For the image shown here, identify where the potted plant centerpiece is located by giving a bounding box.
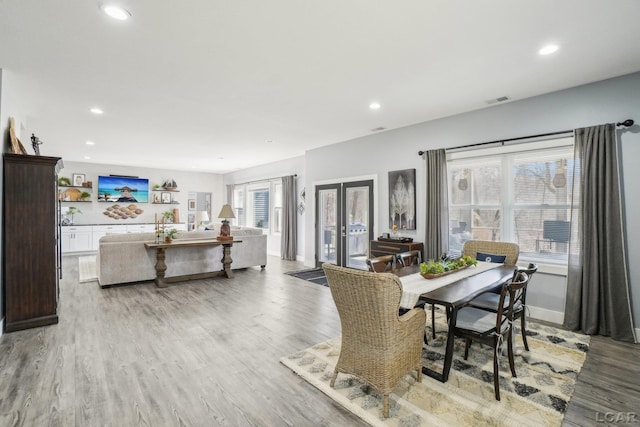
[419,255,477,279]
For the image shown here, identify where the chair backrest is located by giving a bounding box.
[496,271,530,327]
[398,250,422,267]
[323,263,403,342]
[462,240,520,265]
[366,255,396,272]
[511,262,538,305]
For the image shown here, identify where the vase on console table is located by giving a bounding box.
[217,219,233,241]
[216,204,235,241]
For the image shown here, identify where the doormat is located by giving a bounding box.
[78,255,98,283]
[285,268,328,287]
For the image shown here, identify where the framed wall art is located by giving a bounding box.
[388,168,416,230]
[72,173,86,186]
[161,192,172,204]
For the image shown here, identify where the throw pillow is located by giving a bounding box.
[476,252,507,263]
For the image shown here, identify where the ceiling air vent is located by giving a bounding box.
[485,96,510,105]
[371,126,386,132]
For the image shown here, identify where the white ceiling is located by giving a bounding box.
[2,0,640,174]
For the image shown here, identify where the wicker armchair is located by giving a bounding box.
[323,263,425,418]
[462,240,520,266]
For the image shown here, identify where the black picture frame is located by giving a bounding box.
[388,168,416,230]
[161,192,171,204]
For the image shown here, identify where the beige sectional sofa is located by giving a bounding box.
[97,224,267,287]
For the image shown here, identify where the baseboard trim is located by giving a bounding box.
[528,305,564,325]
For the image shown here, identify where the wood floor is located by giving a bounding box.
[0,255,638,426]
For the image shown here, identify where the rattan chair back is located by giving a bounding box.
[462,240,520,265]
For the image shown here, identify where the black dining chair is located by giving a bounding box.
[366,255,396,273]
[453,271,530,400]
[467,263,538,351]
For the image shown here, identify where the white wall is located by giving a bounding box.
[304,72,640,330]
[223,156,305,259]
[59,161,224,227]
[1,68,30,334]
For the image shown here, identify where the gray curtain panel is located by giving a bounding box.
[423,149,449,260]
[226,184,234,206]
[564,124,636,343]
[281,175,297,260]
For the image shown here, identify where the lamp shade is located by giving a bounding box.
[195,210,209,223]
[217,204,235,219]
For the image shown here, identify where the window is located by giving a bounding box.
[232,179,282,234]
[447,137,577,263]
[247,184,269,229]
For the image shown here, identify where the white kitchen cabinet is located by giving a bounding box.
[61,226,93,253]
[61,223,189,253]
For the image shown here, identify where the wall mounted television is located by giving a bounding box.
[97,175,149,203]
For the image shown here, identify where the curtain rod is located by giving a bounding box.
[417,119,635,156]
[233,174,297,186]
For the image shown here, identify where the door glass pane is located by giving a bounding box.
[318,188,337,264]
[345,186,369,269]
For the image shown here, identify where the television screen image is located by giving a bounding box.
[97,175,149,203]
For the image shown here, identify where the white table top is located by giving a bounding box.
[399,261,503,309]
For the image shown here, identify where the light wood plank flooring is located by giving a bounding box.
[1,255,638,426]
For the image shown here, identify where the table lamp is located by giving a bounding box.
[217,204,235,240]
[195,210,209,230]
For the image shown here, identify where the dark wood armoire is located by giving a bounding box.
[3,153,62,332]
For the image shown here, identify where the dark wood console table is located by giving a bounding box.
[144,238,241,288]
[370,239,423,259]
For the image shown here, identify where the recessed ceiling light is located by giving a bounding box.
[84,156,91,160]
[538,44,559,55]
[85,141,95,145]
[369,102,381,110]
[90,107,103,114]
[100,4,131,20]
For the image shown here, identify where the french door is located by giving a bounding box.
[315,180,373,269]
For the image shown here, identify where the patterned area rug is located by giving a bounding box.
[78,255,98,283]
[281,311,589,427]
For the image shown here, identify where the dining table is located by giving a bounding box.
[393,262,515,383]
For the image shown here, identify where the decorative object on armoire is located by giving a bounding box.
[8,117,28,155]
[217,204,235,240]
[30,133,43,155]
[3,153,62,332]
